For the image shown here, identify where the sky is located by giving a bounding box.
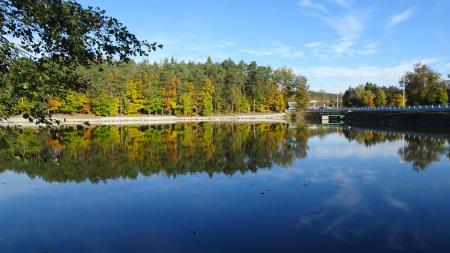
[78,0,450,92]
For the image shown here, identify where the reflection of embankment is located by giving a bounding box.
[0,123,309,183]
[345,126,450,143]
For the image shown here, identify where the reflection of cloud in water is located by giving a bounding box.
[293,164,436,250]
[325,170,361,208]
[296,167,372,242]
[385,194,411,213]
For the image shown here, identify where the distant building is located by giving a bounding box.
[308,100,332,108]
[287,102,297,110]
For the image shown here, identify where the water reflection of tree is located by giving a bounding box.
[343,129,403,146]
[1,125,448,182]
[343,128,449,170]
[399,138,447,171]
[0,123,310,183]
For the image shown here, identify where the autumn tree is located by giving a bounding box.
[361,90,375,107]
[199,78,214,116]
[374,89,387,107]
[164,75,178,115]
[265,83,285,112]
[46,97,62,114]
[125,79,146,114]
[60,90,89,114]
[92,91,119,116]
[177,83,197,116]
[14,97,36,115]
[294,77,309,111]
[392,94,405,106]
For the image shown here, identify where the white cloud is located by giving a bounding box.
[305,39,378,58]
[325,14,365,40]
[331,0,352,10]
[387,8,415,29]
[240,43,304,58]
[298,0,329,13]
[298,0,373,58]
[217,39,236,48]
[295,58,439,92]
[306,41,327,50]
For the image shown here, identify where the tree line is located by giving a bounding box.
[343,64,450,107]
[12,58,309,117]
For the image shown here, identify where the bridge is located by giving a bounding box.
[308,104,450,113]
[307,104,450,124]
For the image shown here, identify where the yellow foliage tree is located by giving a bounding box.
[265,83,285,112]
[125,79,146,114]
[46,97,62,114]
[393,94,406,107]
[361,90,375,107]
[164,75,178,115]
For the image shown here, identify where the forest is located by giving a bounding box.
[342,64,450,107]
[11,58,309,117]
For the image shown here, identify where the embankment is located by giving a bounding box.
[343,111,450,133]
[0,113,287,127]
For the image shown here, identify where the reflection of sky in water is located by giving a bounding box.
[0,127,449,252]
[309,133,404,159]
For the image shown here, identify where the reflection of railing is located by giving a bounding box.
[313,124,450,141]
[308,104,450,113]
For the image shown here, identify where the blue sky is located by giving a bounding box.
[79,0,450,92]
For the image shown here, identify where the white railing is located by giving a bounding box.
[308,104,450,113]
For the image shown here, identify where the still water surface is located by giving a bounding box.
[0,123,449,252]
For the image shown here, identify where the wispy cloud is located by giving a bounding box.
[240,43,304,58]
[298,0,373,57]
[298,0,329,13]
[306,39,378,58]
[385,194,411,213]
[331,0,352,10]
[387,8,415,29]
[217,39,236,48]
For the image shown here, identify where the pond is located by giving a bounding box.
[0,123,449,252]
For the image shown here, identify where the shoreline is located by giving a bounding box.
[0,113,287,126]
